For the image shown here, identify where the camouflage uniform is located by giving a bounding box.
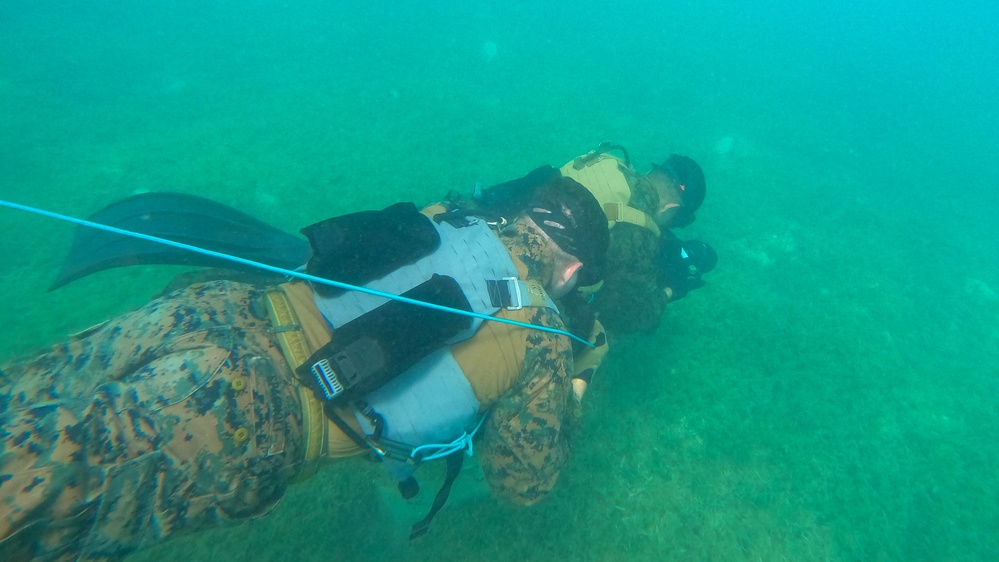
[475,304,575,504]
[1,260,576,558]
[472,223,578,503]
[589,176,670,334]
[593,220,670,334]
[0,281,306,561]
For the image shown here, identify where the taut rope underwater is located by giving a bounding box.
[0,198,594,347]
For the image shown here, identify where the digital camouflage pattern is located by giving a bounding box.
[0,281,307,561]
[592,221,671,333]
[0,223,582,559]
[477,304,575,504]
[476,220,579,504]
[624,173,661,222]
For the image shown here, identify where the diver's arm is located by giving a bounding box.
[477,308,573,505]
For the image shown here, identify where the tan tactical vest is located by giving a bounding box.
[265,261,538,471]
[560,152,661,237]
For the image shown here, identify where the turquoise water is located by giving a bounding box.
[2,1,997,560]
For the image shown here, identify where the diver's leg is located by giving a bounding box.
[0,289,209,409]
[0,281,305,560]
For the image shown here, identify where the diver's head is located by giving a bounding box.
[646,154,706,229]
[524,176,609,297]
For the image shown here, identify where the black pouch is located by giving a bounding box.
[298,274,473,401]
[302,202,440,297]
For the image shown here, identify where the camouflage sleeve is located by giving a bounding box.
[477,308,574,505]
[593,224,670,334]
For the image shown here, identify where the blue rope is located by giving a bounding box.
[411,414,488,461]
[0,198,593,347]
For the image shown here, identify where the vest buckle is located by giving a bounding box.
[506,276,525,310]
[486,276,526,310]
[312,358,345,400]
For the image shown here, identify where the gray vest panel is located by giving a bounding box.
[313,217,517,342]
[311,216,543,480]
[356,347,480,480]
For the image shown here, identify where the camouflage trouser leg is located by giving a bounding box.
[0,281,305,561]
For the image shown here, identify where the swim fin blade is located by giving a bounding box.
[49,192,310,290]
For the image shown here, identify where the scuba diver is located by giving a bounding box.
[0,176,609,561]
[433,143,715,400]
[447,142,711,334]
[42,142,711,337]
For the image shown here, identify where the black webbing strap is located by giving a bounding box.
[409,450,465,540]
[323,399,467,540]
[323,402,370,451]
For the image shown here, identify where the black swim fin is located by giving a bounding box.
[49,191,311,290]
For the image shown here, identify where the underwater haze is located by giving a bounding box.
[2,0,998,560]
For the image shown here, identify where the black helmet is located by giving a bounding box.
[652,154,706,228]
[527,176,609,284]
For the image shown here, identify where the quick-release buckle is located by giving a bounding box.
[312,359,344,400]
[503,276,524,310]
[487,277,527,310]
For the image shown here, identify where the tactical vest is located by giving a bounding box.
[560,151,662,237]
[312,217,555,480]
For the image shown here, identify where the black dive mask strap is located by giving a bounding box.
[323,402,369,451]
